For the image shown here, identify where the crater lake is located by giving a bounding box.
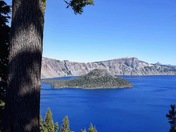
[40,76,176,132]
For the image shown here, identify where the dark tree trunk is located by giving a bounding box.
[4,0,44,131]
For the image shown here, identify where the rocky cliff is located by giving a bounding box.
[41,57,176,78]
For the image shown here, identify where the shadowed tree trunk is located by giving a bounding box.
[4,0,45,131]
[3,0,93,131]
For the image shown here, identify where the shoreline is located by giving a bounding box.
[51,85,132,89]
[41,74,176,80]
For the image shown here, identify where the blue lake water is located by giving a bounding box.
[40,76,176,132]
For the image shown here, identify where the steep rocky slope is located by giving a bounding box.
[41,57,176,78]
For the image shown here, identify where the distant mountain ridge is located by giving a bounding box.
[41,57,176,78]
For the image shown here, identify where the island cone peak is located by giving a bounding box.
[85,69,114,78]
[44,69,132,89]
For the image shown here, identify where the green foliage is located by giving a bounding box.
[40,115,45,132]
[54,122,59,132]
[40,108,59,132]
[80,123,97,132]
[0,0,10,105]
[0,0,10,24]
[166,105,176,132]
[41,108,98,132]
[88,123,97,132]
[64,0,94,14]
[80,128,87,132]
[0,0,10,130]
[44,69,132,88]
[60,116,70,132]
[41,0,47,13]
[43,108,55,132]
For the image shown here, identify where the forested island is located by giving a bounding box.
[43,69,132,89]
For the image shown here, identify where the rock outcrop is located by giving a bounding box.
[41,57,176,78]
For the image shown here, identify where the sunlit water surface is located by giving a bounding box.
[40,76,176,132]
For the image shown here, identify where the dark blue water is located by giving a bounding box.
[40,76,176,132]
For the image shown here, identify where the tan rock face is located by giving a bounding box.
[41,57,176,78]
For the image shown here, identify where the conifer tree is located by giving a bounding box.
[40,108,59,132]
[43,108,55,132]
[54,122,59,132]
[60,116,70,132]
[88,123,97,132]
[40,115,45,132]
[80,128,87,132]
[166,105,176,132]
[0,0,10,130]
[0,0,10,108]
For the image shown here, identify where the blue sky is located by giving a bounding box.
[6,0,176,64]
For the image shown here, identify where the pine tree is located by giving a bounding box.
[166,105,176,132]
[88,123,97,132]
[0,0,10,130]
[40,115,46,132]
[54,122,59,132]
[80,128,87,132]
[40,108,59,132]
[60,116,70,132]
[65,0,94,14]
[43,108,55,132]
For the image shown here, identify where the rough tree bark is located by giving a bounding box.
[3,0,93,131]
[4,0,45,131]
